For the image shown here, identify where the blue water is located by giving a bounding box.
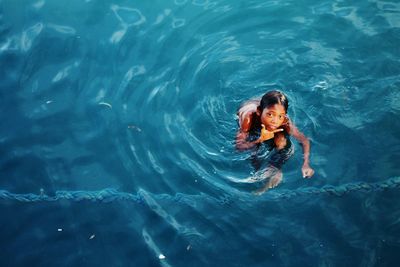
[1,0,400,266]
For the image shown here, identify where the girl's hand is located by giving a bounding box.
[258,124,284,142]
[302,164,314,178]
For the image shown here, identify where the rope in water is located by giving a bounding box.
[0,176,399,205]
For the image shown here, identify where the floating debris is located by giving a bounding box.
[57,228,63,232]
[46,100,53,104]
[98,102,112,109]
[158,254,166,260]
[186,245,191,251]
[89,234,95,240]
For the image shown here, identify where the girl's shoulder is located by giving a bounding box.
[237,100,259,115]
[237,100,259,131]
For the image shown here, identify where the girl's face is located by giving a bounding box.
[259,104,286,131]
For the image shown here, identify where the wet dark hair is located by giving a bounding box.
[259,90,289,112]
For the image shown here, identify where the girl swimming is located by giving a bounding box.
[236,90,314,194]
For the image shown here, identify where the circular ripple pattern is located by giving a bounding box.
[2,0,398,197]
[1,1,400,266]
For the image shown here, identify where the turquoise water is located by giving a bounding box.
[1,0,400,266]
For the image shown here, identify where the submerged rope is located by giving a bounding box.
[0,176,399,205]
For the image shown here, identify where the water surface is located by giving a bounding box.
[1,0,400,266]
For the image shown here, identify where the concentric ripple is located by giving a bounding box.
[1,0,398,195]
[1,0,400,265]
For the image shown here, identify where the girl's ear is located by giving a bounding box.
[256,106,262,116]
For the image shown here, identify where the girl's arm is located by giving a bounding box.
[288,120,315,178]
[236,131,260,150]
[235,114,260,150]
